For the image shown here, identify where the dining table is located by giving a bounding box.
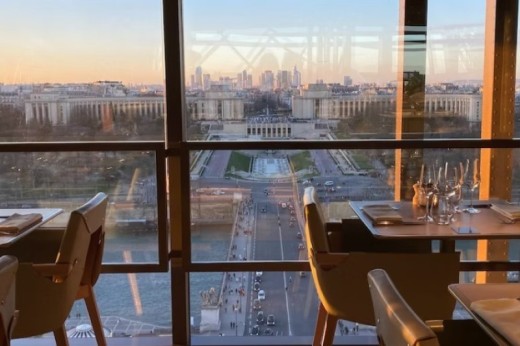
[349,201,520,252]
[449,283,520,346]
[326,200,520,272]
[0,208,63,247]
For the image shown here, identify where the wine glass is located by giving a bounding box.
[434,164,458,224]
[417,167,437,223]
[464,158,481,214]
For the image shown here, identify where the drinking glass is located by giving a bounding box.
[465,158,481,214]
[417,184,434,222]
[417,168,437,223]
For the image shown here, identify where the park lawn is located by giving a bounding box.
[226,151,251,174]
[349,151,373,170]
[289,151,316,173]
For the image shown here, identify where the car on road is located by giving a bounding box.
[258,289,266,300]
[254,282,261,291]
[251,324,260,335]
[267,314,275,326]
[253,298,261,310]
[324,180,334,186]
[296,232,302,239]
[263,328,274,336]
[256,311,265,324]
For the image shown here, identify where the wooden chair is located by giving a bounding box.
[303,187,460,346]
[9,193,108,346]
[0,256,18,346]
[368,269,496,346]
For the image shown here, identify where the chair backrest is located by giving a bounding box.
[13,193,108,338]
[0,255,18,345]
[77,193,107,287]
[303,186,459,325]
[303,187,330,254]
[368,269,440,346]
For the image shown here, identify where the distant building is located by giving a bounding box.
[24,83,165,126]
[260,71,275,91]
[292,66,301,88]
[187,84,244,121]
[292,83,481,121]
[195,66,203,90]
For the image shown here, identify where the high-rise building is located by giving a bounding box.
[292,66,301,88]
[203,74,211,90]
[261,71,275,91]
[237,73,243,90]
[277,70,292,90]
[242,70,248,89]
[195,66,203,89]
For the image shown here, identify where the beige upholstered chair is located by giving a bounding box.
[303,186,460,346]
[9,193,108,346]
[368,268,440,346]
[368,269,496,346]
[0,256,18,346]
[75,197,108,346]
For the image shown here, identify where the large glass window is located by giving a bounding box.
[0,0,165,142]
[2,0,520,344]
[183,0,399,141]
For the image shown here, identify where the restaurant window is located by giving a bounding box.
[1,0,520,344]
[0,0,170,337]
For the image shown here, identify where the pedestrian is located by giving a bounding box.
[289,276,292,283]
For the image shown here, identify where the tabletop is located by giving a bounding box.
[349,201,520,241]
[0,208,63,247]
[449,283,520,346]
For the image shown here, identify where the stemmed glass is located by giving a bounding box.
[435,165,458,224]
[464,158,481,214]
[417,167,437,223]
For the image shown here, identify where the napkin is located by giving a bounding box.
[362,205,402,224]
[490,203,520,221]
[470,298,520,345]
[0,213,43,234]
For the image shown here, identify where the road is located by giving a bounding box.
[195,149,392,337]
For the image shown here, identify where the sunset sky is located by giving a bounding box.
[0,0,493,85]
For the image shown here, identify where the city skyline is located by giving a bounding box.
[0,0,507,85]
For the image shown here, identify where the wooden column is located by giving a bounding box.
[395,0,428,200]
[478,0,518,283]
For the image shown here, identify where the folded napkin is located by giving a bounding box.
[0,213,43,234]
[470,298,520,345]
[490,203,520,221]
[362,205,402,224]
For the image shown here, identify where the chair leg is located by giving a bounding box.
[322,314,338,346]
[53,324,69,346]
[313,302,327,346]
[84,285,107,346]
[4,311,19,346]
